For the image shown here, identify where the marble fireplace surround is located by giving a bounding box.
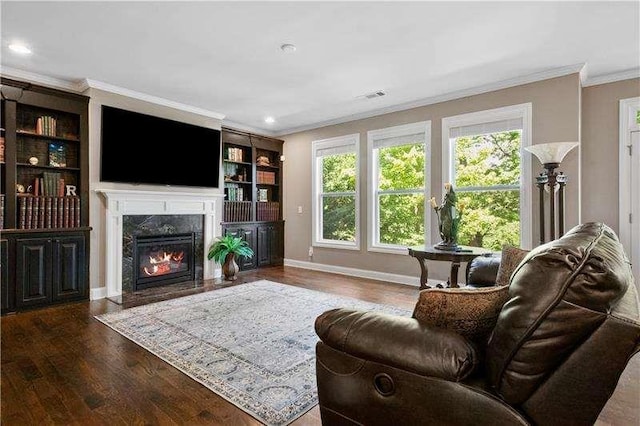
[97,189,224,297]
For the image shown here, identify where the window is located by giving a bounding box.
[368,121,431,253]
[312,134,360,249]
[442,104,532,251]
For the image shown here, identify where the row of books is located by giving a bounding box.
[257,171,276,185]
[18,196,81,229]
[226,185,246,202]
[226,147,245,162]
[36,115,57,137]
[223,201,252,222]
[257,201,280,222]
[33,172,66,197]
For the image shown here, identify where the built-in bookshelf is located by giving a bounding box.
[0,82,87,230]
[1,77,90,314]
[221,127,284,270]
[222,128,283,223]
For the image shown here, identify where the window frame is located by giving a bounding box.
[311,133,361,250]
[367,121,431,254]
[441,103,533,250]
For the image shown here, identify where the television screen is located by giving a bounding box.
[100,105,221,188]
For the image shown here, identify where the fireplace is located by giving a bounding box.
[132,233,195,291]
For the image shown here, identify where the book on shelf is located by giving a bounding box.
[52,197,58,229]
[48,143,66,167]
[36,115,57,137]
[17,196,81,229]
[227,147,244,162]
[25,197,32,229]
[257,201,279,222]
[0,194,4,229]
[223,200,252,222]
[34,172,64,197]
[257,171,276,184]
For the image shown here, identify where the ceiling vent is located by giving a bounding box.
[363,90,386,99]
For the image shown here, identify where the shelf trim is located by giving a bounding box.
[16,130,80,143]
[17,163,80,171]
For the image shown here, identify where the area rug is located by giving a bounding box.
[95,280,411,425]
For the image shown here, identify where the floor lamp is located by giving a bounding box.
[525,142,579,245]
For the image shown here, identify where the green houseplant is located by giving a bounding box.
[208,235,254,281]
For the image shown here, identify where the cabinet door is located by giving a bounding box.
[257,225,271,266]
[223,225,257,271]
[52,235,86,301]
[1,239,10,312]
[16,238,52,308]
[238,227,257,270]
[270,223,284,265]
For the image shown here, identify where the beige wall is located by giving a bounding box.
[86,88,223,291]
[581,78,640,232]
[281,74,582,282]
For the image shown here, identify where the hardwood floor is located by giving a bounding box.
[1,266,638,425]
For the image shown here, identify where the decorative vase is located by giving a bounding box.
[222,253,239,281]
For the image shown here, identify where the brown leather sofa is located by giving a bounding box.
[314,223,640,425]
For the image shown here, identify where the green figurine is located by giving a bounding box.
[431,183,462,250]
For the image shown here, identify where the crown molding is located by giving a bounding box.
[80,79,225,120]
[272,63,586,136]
[0,66,82,92]
[222,119,277,137]
[583,68,640,87]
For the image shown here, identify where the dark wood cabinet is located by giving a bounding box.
[4,230,89,312]
[9,230,89,311]
[224,224,258,271]
[1,78,90,314]
[257,222,284,266]
[223,221,284,271]
[52,234,86,301]
[221,127,284,271]
[1,239,10,311]
[16,237,52,308]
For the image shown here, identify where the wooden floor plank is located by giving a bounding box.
[2,266,638,425]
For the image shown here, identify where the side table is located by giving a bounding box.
[407,245,493,289]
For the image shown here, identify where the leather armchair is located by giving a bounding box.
[314,223,640,425]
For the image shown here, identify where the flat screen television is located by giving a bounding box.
[100,105,221,188]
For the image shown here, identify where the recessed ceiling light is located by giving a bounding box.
[264,117,275,124]
[9,43,32,55]
[280,44,296,53]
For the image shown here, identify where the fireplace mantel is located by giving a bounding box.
[96,189,224,297]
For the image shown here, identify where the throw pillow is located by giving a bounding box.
[412,286,511,345]
[495,245,529,287]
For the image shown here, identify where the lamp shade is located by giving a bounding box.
[525,142,579,165]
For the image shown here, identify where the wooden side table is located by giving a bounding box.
[407,245,493,289]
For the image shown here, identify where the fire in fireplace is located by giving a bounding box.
[132,233,195,291]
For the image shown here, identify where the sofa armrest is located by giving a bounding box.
[315,308,479,381]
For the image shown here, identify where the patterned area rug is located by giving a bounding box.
[95,280,411,425]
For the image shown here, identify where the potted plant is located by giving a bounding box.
[207,235,254,281]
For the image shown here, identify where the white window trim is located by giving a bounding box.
[441,103,533,249]
[367,121,432,254]
[619,97,640,257]
[311,133,360,250]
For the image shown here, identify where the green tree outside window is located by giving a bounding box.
[376,143,426,246]
[454,131,521,250]
[321,153,356,242]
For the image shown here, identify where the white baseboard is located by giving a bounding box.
[284,258,441,288]
[90,286,108,300]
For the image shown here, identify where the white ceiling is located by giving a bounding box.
[1,1,639,136]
